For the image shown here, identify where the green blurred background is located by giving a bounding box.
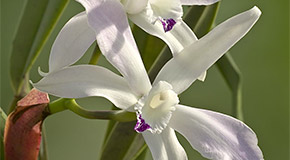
[1,0,289,159]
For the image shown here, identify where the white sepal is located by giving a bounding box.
[33,65,138,110]
[77,0,152,96]
[49,12,95,73]
[142,127,187,160]
[154,7,261,94]
[169,104,263,160]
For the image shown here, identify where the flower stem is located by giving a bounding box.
[47,98,67,114]
[89,42,101,65]
[48,98,136,122]
[216,54,244,120]
[148,47,172,83]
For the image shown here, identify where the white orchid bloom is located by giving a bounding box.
[33,5,263,160]
[122,0,218,32]
[126,0,218,82]
[74,0,219,81]
[126,0,218,52]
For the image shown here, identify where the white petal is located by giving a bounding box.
[129,12,197,56]
[33,65,138,110]
[142,127,187,160]
[170,22,207,81]
[169,105,263,160]
[154,6,261,94]
[38,67,48,77]
[49,12,95,73]
[142,131,167,160]
[161,127,188,160]
[130,12,208,81]
[168,21,198,55]
[197,71,207,81]
[149,0,183,20]
[180,0,219,5]
[77,0,151,96]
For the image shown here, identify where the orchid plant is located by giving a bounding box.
[31,0,264,158]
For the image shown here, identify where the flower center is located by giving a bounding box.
[134,81,179,134]
[121,0,148,14]
[150,90,168,108]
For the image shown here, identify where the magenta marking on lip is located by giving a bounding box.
[134,113,151,133]
[160,18,176,32]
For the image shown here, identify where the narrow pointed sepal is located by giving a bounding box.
[154,7,261,94]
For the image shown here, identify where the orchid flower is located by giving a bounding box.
[33,5,263,160]
[74,0,219,81]
[126,0,218,53]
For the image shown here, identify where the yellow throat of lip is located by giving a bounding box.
[150,90,171,109]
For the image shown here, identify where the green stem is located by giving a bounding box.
[66,99,135,121]
[234,86,243,120]
[131,143,148,160]
[47,98,67,114]
[39,126,48,160]
[216,54,244,120]
[48,98,136,122]
[148,47,172,83]
[89,42,101,65]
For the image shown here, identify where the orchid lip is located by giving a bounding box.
[134,111,151,133]
[133,81,179,134]
[160,18,176,32]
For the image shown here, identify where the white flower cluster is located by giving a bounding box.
[33,0,263,159]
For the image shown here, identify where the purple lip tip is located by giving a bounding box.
[161,18,176,32]
[134,114,151,133]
